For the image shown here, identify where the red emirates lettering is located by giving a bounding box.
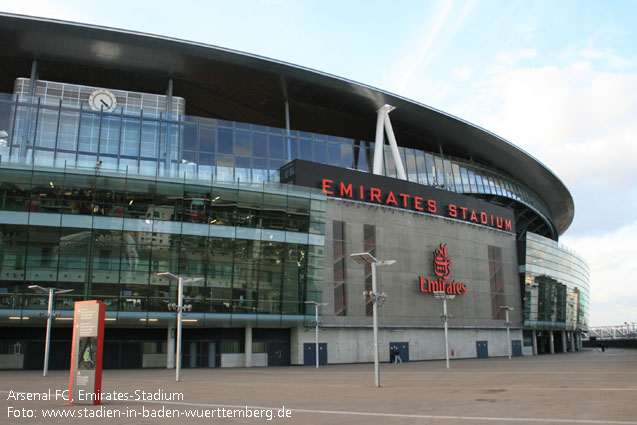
[321,179,334,195]
[370,187,382,203]
[459,206,467,219]
[427,199,437,213]
[399,193,410,208]
[340,182,353,198]
[385,191,398,206]
[414,197,424,211]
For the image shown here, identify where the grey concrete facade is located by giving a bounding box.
[292,198,524,364]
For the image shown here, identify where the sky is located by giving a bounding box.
[0,0,635,327]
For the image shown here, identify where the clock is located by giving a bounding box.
[88,89,117,113]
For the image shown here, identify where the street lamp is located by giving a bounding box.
[28,285,74,377]
[499,306,514,360]
[155,272,202,382]
[434,291,455,369]
[304,301,328,368]
[350,252,395,388]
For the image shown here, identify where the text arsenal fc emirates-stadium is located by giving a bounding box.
[0,13,589,369]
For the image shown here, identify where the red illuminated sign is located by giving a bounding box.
[419,243,467,295]
[321,178,512,232]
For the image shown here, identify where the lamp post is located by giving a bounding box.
[499,306,514,360]
[304,301,328,368]
[155,272,202,382]
[350,252,394,388]
[434,291,455,369]
[28,285,74,377]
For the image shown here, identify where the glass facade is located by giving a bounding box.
[520,232,590,330]
[0,92,554,236]
[0,165,326,318]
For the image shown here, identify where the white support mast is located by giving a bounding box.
[372,104,407,180]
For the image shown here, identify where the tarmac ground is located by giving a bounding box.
[1,348,636,425]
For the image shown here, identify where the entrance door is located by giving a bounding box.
[207,342,216,367]
[476,341,489,358]
[267,342,290,366]
[512,340,522,357]
[303,343,327,366]
[182,341,215,368]
[389,342,409,362]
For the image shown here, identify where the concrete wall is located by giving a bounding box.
[221,353,267,367]
[291,327,523,364]
[0,354,24,369]
[322,198,522,328]
[142,354,167,368]
[300,198,524,365]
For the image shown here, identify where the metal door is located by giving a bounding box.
[476,340,489,358]
[303,343,327,366]
[267,342,290,366]
[389,342,409,362]
[512,340,522,357]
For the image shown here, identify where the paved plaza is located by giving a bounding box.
[1,348,636,425]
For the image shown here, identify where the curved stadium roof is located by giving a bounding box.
[0,12,574,235]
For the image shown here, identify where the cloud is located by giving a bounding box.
[452,58,637,191]
[452,66,472,81]
[442,49,637,327]
[493,48,538,67]
[580,48,637,69]
[561,222,637,326]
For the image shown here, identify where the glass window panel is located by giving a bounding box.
[384,145,397,178]
[459,166,469,192]
[54,151,75,168]
[121,117,140,156]
[35,107,58,149]
[405,149,418,183]
[99,115,121,155]
[423,153,434,186]
[252,158,268,183]
[235,130,251,156]
[286,136,298,161]
[269,159,284,175]
[340,140,354,169]
[443,159,455,191]
[139,159,157,176]
[433,156,444,188]
[78,112,100,153]
[451,162,463,192]
[198,153,215,180]
[314,140,327,164]
[252,132,267,157]
[268,134,283,159]
[182,122,198,152]
[235,156,251,183]
[474,171,486,193]
[140,120,159,158]
[217,127,233,155]
[299,138,313,161]
[327,142,341,166]
[200,125,216,153]
[57,110,79,151]
[216,154,233,181]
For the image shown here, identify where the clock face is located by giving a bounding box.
[88,89,117,113]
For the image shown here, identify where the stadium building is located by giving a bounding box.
[0,13,589,369]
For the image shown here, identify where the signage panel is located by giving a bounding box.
[281,160,515,233]
[69,300,105,405]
